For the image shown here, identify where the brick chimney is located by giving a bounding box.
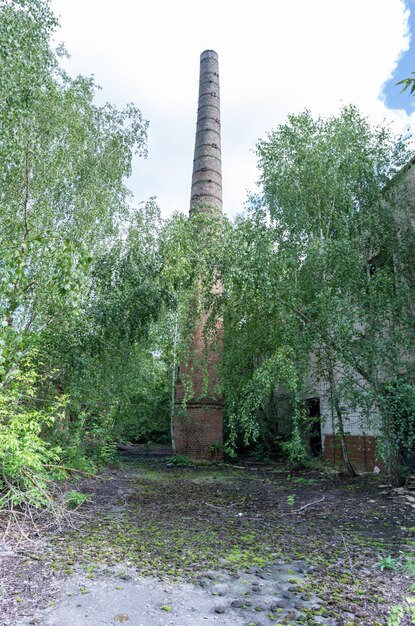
[190,50,222,215]
[173,50,224,461]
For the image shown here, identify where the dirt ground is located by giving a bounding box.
[1,458,415,625]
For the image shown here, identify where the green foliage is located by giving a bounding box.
[214,106,414,471]
[388,605,405,626]
[280,426,308,465]
[0,0,148,348]
[0,0,148,337]
[166,455,194,467]
[377,555,400,571]
[208,442,223,460]
[49,201,172,448]
[159,210,226,404]
[382,381,415,456]
[0,355,64,508]
[47,407,116,472]
[387,598,415,626]
[0,0,157,504]
[1,0,414,504]
[64,490,90,509]
[396,72,415,96]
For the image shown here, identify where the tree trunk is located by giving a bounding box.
[376,400,402,485]
[170,311,179,453]
[327,358,356,476]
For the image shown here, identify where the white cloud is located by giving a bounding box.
[51,0,411,217]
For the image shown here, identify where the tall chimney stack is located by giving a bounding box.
[173,50,224,461]
[190,50,222,215]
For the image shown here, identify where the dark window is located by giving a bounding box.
[306,397,322,457]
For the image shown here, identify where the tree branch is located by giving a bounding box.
[23,141,30,241]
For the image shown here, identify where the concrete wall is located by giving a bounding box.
[305,359,381,470]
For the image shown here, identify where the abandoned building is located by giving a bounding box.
[173,50,414,472]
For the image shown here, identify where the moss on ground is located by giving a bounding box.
[44,459,415,625]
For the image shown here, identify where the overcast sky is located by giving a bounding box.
[50,0,415,218]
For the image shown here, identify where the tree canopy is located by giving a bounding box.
[1,0,414,508]
[216,107,415,475]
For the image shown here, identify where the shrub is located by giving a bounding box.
[166,454,194,467]
[0,357,65,509]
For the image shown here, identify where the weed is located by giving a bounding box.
[403,558,415,576]
[377,556,400,571]
[208,443,223,461]
[292,477,316,485]
[165,455,194,467]
[386,596,415,625]
[387,604,405,626]
[64,491,91,509]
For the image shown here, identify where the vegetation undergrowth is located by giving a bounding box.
[0,356,65,509]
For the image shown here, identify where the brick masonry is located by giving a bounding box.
[173,402,223,461]
[174,313,223,460]
[190,50,222,215]
[173,50,224,460]
[323,434,384,472]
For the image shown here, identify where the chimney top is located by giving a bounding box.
[190,50,222,215]
[200,49,218,60]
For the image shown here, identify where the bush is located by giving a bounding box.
[166,454,194,467]
[0,359,65,508]
[280,426,308,466]
[49,407,116,472]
